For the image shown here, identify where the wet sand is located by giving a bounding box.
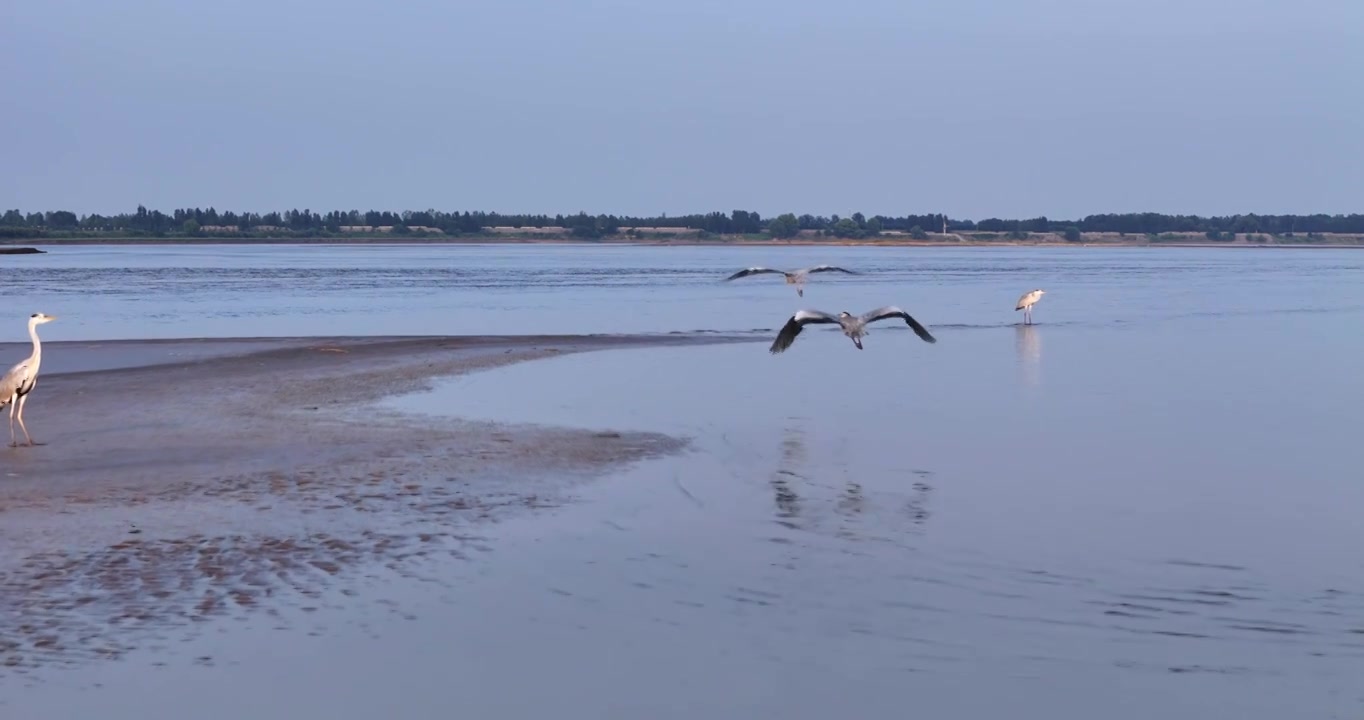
[0,332,752,673]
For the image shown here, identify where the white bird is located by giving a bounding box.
[724,265,859,297]
[1015,289,1046,325]
[770,307,937,354]
[1,313,58,447]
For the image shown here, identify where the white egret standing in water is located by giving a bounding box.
[1015,289,1046,325]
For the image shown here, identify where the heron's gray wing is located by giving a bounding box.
[803,265,859,275]
[0,360,30,406]
[770,309,840,354]
[1015,290,1039,310]
[725,267,785,281]
[860,306,937,343]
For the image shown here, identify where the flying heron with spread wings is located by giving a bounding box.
[2,312,58,447]
[769,307,937,354]
[1015,289,1046,325]
[724,265,859,297]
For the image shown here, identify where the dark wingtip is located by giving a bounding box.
[903,315,938,344]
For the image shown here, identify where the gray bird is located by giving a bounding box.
[724,265,859,297]
[1,312,58,447]
[770,307,937,354]
[1015,289,1046,325]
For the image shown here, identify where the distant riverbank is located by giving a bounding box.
[5,231,1364,249]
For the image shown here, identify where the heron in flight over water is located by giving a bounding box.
[1015,289,1046,325]
[2,313,58,447]
[770,307,937,354]
[724,265,859,297]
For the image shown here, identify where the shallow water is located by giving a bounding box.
[4,243,1364,341]
[375,322,1364,717]
[4,244,1364,717]
[10,309,1363,718]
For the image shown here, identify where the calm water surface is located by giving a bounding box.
[3,243,1363,718]
[375,320,1364,719]
[4,242,1363,340]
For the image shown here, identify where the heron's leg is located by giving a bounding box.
[7,398,16,448]
[15,394,32,446]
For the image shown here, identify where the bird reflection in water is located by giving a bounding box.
[837,481,865,517]
[825,428,867,536]
[905,471,935,528]
[769,421,937,538]
[1015,323,1042,387]
[770,421,807,527]
[833,477,869,542]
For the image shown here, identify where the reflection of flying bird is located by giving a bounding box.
[1,313,58,447]
[724,265,859,297]
[770,307,937,354]
[771,424,808,524]
[1015,289,1046,325]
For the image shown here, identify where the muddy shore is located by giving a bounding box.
[7,237,1364,249]
[0,332,752,674]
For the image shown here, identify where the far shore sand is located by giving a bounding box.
[0,332,756,673]
[4,236,1364,249]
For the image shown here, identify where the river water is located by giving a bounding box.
[3,243,1362,718]
[4,242,1361,341]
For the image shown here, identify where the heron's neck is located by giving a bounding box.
[28,321,41,363]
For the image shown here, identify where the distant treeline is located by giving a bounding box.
[2,205,1363,240]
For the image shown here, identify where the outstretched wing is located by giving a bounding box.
[803,265,859,275]
[769,309,841,354]
[725,267,786,281]
[860,306,937,344]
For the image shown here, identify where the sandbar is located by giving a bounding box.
[0,332,752,673]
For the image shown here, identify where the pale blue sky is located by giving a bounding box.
[4,0,1361,219]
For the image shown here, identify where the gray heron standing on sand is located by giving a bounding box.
[2,313,57,447]
[1015,289,1046,325]
[770,307,937,354]
[724,265,859,297]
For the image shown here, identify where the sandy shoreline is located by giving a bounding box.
[5,237,1364,249]
[0,332,754,673]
